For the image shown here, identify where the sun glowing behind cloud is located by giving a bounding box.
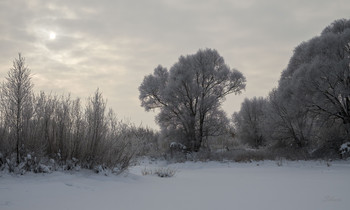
[49,32,56,40]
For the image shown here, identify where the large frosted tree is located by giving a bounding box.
[139,49,246,151]
[281,19,350,144]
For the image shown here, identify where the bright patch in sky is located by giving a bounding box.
[49,32,56,40]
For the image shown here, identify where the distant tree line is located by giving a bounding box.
[0,55,159,173]
[233,19,350,159]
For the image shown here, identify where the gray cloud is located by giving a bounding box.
[1,0,349,128]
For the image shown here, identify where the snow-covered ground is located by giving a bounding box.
[1,159,349,210]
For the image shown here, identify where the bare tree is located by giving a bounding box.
[34,92,58,156]
[85,88,107,165]
[0,53,33,164]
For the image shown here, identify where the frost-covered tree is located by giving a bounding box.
[139,49,246,151]
[282,19,350,147]
[264,89,316,150]
[233,97,267,148]
[0,54,33,164]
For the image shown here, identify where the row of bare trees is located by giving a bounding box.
[233,19,350,158]
[0,54,159,171]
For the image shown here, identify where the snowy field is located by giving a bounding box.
[1,160,350,210]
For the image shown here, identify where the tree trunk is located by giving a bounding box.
[196,115,205,152]
[187,114,197,152]
[16,104,21,164]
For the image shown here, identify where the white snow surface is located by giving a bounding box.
[1,159,350,210]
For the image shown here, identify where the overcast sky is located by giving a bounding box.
[0,0,349,129]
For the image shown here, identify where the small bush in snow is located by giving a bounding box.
[154,167,176,178]
[34,164,51,173]
[63,158,80,171]
[141,167,152,176]
[94,165,109,175]
[170,142,187,151]
[142,167,176,178]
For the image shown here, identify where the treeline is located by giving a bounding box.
[0,55,159,173]
[233,19,350,159]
